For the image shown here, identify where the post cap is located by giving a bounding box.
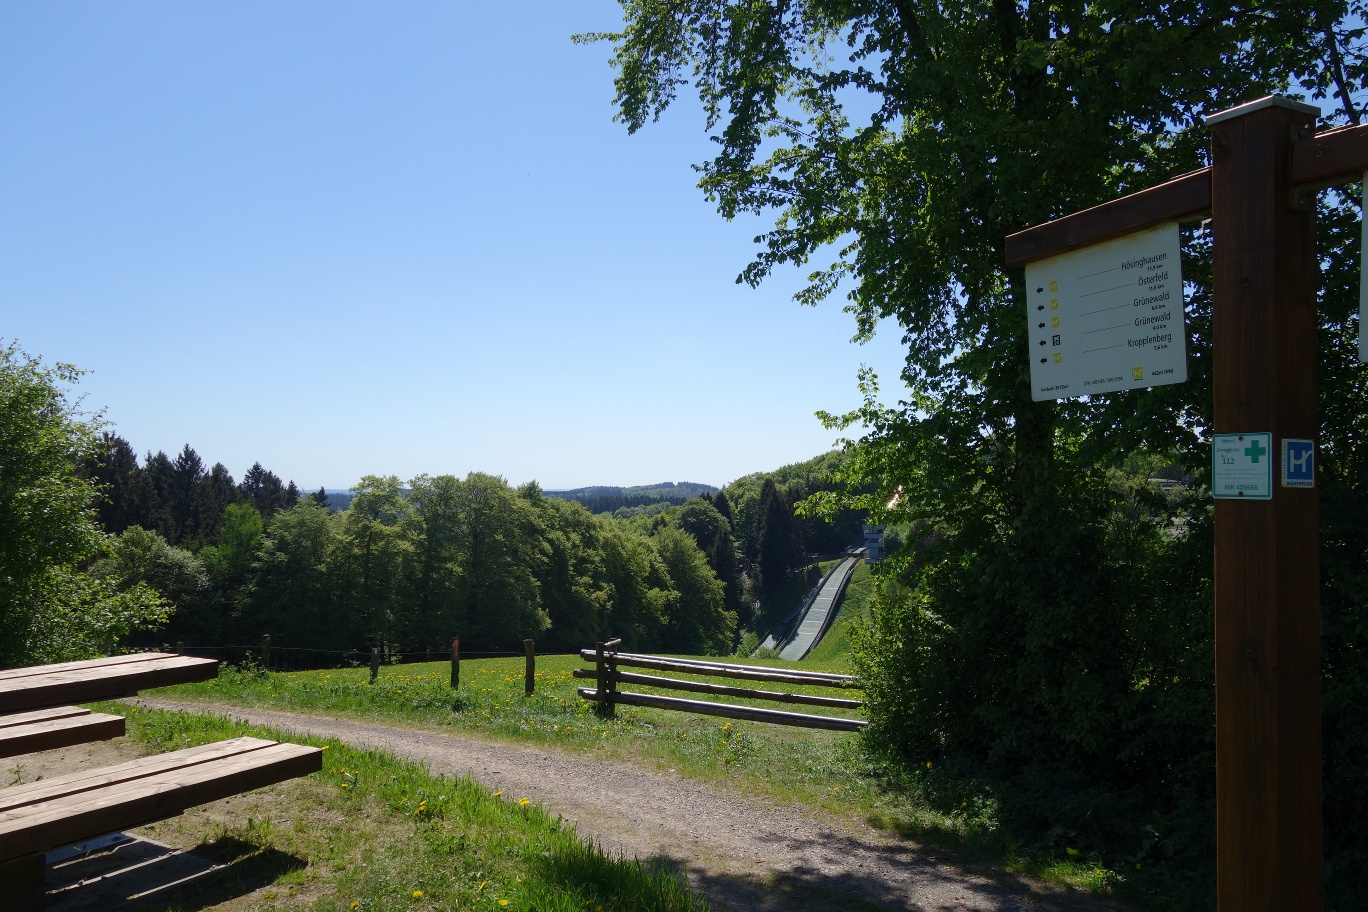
[1206,95,1320,125]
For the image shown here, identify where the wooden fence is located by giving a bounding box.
[575,639,866,732]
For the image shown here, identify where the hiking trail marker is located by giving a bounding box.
[1212,433,1273,499]
[1006,94,1368,912]
[1025,222,1187,400]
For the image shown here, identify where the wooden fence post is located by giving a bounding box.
[595,641,609,716]
[370,647,380,683]
[595,638,622,717]
[524,639,535,696]
[450,637,460,690]
[260,634,271,669]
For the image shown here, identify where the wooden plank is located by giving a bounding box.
[1003,168,1211,267]
[572,668,864,709]
[0,707,91,729]
[0,655,219,713]
[1209,100,1322,912]
[577,650,858,689]
[0,737,280,812]
[1290,121,1368,188]
[605,651,854,683]
[0,653,176,682]
[0,712,125,760]
[578,687,866,732]
[0,741,321,862]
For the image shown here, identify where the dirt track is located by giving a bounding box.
[131,699,1128,912]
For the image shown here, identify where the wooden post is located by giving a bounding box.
[1004,93,1355,912]
[595,638,622,717]
[595,641,608,716]
[1207,96,1322,912]
[370,646,380,683]
[260,634,271,670]
[524,639,535,696]
[450,637,460,690]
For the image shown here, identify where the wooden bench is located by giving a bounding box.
[0,736,322,909]
[0,654,319,909]
[0,653,219,714]
[0,707,126,759]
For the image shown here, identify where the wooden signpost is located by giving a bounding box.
[1007,95,1368,912]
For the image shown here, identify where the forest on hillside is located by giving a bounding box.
[1,345,865,668]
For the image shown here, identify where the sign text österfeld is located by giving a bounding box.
[1024,222,1189,400]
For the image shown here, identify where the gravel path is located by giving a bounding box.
[133,699,1129,912]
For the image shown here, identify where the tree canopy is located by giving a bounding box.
[584,1,1368,899]
[0,344,169,664]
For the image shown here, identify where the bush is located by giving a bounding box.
[0,343,170,665]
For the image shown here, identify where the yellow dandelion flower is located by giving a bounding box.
[351,903,360,910]
[340,783,350,789]
[518,797,530,807]
[321,745,330,750]
[498,901,509,908]
[413,889,423,897]
[926,761,932,768]
[493,791,502,798]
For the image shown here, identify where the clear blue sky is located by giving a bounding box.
[2,2,907,491]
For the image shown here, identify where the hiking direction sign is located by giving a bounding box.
[1024,222,1188,400]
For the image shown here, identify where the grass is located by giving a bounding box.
[143,596,1170,907]
[91,701,711,912]
[149,654,1130,899]
[151,654,873,817]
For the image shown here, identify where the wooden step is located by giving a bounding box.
[0,736,322,863]
[0,707,125,760]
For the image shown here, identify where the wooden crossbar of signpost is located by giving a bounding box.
[1005,95,1368,912]
[1004,168,1212,266]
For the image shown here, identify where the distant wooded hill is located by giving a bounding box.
[322,489,357,512]
[545,482,719,515]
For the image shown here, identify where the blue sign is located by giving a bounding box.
[1282,439,1315,488]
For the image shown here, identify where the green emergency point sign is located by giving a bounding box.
[1213,432,1273,499]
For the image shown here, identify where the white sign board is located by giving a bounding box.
[1360,172,1367,363]
[1025,222,1188,401]
[1213,433,1273,500]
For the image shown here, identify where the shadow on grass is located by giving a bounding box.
[48,835,306,912]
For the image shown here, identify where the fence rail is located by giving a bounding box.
[577,641,866,731]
